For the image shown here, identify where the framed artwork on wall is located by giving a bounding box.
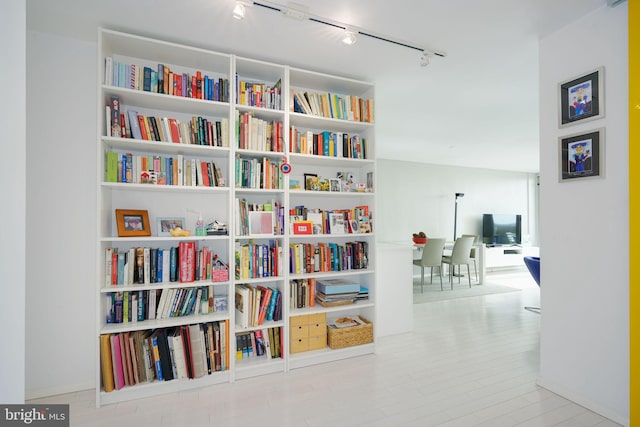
[559,128,604,181]
[558,67,604,128]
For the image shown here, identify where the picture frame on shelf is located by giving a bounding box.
[329,178,341,192]
[559,128,604,181]
[349,219,359,234]
[304,173,319,191]
[319,179,330,192]
[157,217,185,237]
[558,67,604,128]
[115,209,151,237]
[329,212,346,234]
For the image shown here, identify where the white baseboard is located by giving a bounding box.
[26,382,94,402]
[536,376,629,426]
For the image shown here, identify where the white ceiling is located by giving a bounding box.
[27,0,609,173]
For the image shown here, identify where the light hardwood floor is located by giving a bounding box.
[28,271,621,426]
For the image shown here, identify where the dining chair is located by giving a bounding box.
[412,238,446,291]
[441,236,475,289]
[461,234,479,281]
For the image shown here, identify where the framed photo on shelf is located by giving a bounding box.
[304,173,319,191]
[559,128,603,181]
[157,217,185,237]
[329,178,341,192]
[559,67,604,128]
[115,209,151,237]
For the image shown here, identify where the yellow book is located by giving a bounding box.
[100,334,115,392]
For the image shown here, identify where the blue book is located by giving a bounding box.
[127,110,142,140]
[266,288,278,321]
[157,250,163,283]
[143,66,152,91]
[117,251,125,285]
[316,278,360,295]
[151,335,164,381]
[170,247,178,282]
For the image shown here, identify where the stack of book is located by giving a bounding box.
[314,278,361,307]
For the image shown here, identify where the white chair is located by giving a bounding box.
[461,234,479,281]
[441,236,475,289]
[412,238,446,291]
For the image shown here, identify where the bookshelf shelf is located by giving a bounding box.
[97,28,375,407]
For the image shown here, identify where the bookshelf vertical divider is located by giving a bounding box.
[96,28,375,406]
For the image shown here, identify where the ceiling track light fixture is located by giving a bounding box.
[232,1,251,20]
[342,29,357,45]
[247,0,447,64]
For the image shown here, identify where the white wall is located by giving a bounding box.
[25,31,97,398]
[0,0,26,404]
[376,159,538,246]
[538,4,629,424]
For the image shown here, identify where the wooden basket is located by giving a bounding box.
[327,316,373,349]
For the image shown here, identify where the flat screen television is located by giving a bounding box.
[482,214,522,245]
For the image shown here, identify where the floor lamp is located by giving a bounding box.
[453,192,464,277]
[453,192,464,240]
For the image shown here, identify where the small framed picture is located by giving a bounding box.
[349,219,359,234]
[115,209,151,237]
[329,178,341,192]
[157,216,185,237]
[559,67,604,128]
[304,173,319,191]
[319,179,330,192]
[559,128,604,181]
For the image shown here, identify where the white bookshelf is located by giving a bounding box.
[96,28,376,406]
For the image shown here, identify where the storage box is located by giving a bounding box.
[327,316,373,349]
[211,269,229,282]
[292,221,313,235]
[290,312,327,353]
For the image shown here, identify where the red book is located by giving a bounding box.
[191,75,197,99]
[256,286,272,325]
[179,241,196,283]
[200,162,211,187]
[137,115,149,140]
[111,251,118,285]
[196,71,202,99]
[168,118,181,143]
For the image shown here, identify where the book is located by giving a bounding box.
[188,324,207,378]
[110,96,121,137]
[315,278,360,294]
[110,334,125,390]
[235,284,250,328]
[100,334,115,392]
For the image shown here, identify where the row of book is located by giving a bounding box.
[290,278,369,309]
[289,241,369,274]
[235,155,284,190]
[105,152,225,187]
[236,327,282,360]
[105,286,227,324]
[236,198,285,236]
[289,205,371,235]
[100,321,229,392]
[107,98,230,147]
[289,127,367,159]
[236,78,282,110]
[104,57,230,102]
[291,90,374,123]
[105,243,229,286]
[236,112,284,152]
[234,284,282,329]
[234,240,282,280]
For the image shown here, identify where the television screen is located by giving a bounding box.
[482,214,522,245]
